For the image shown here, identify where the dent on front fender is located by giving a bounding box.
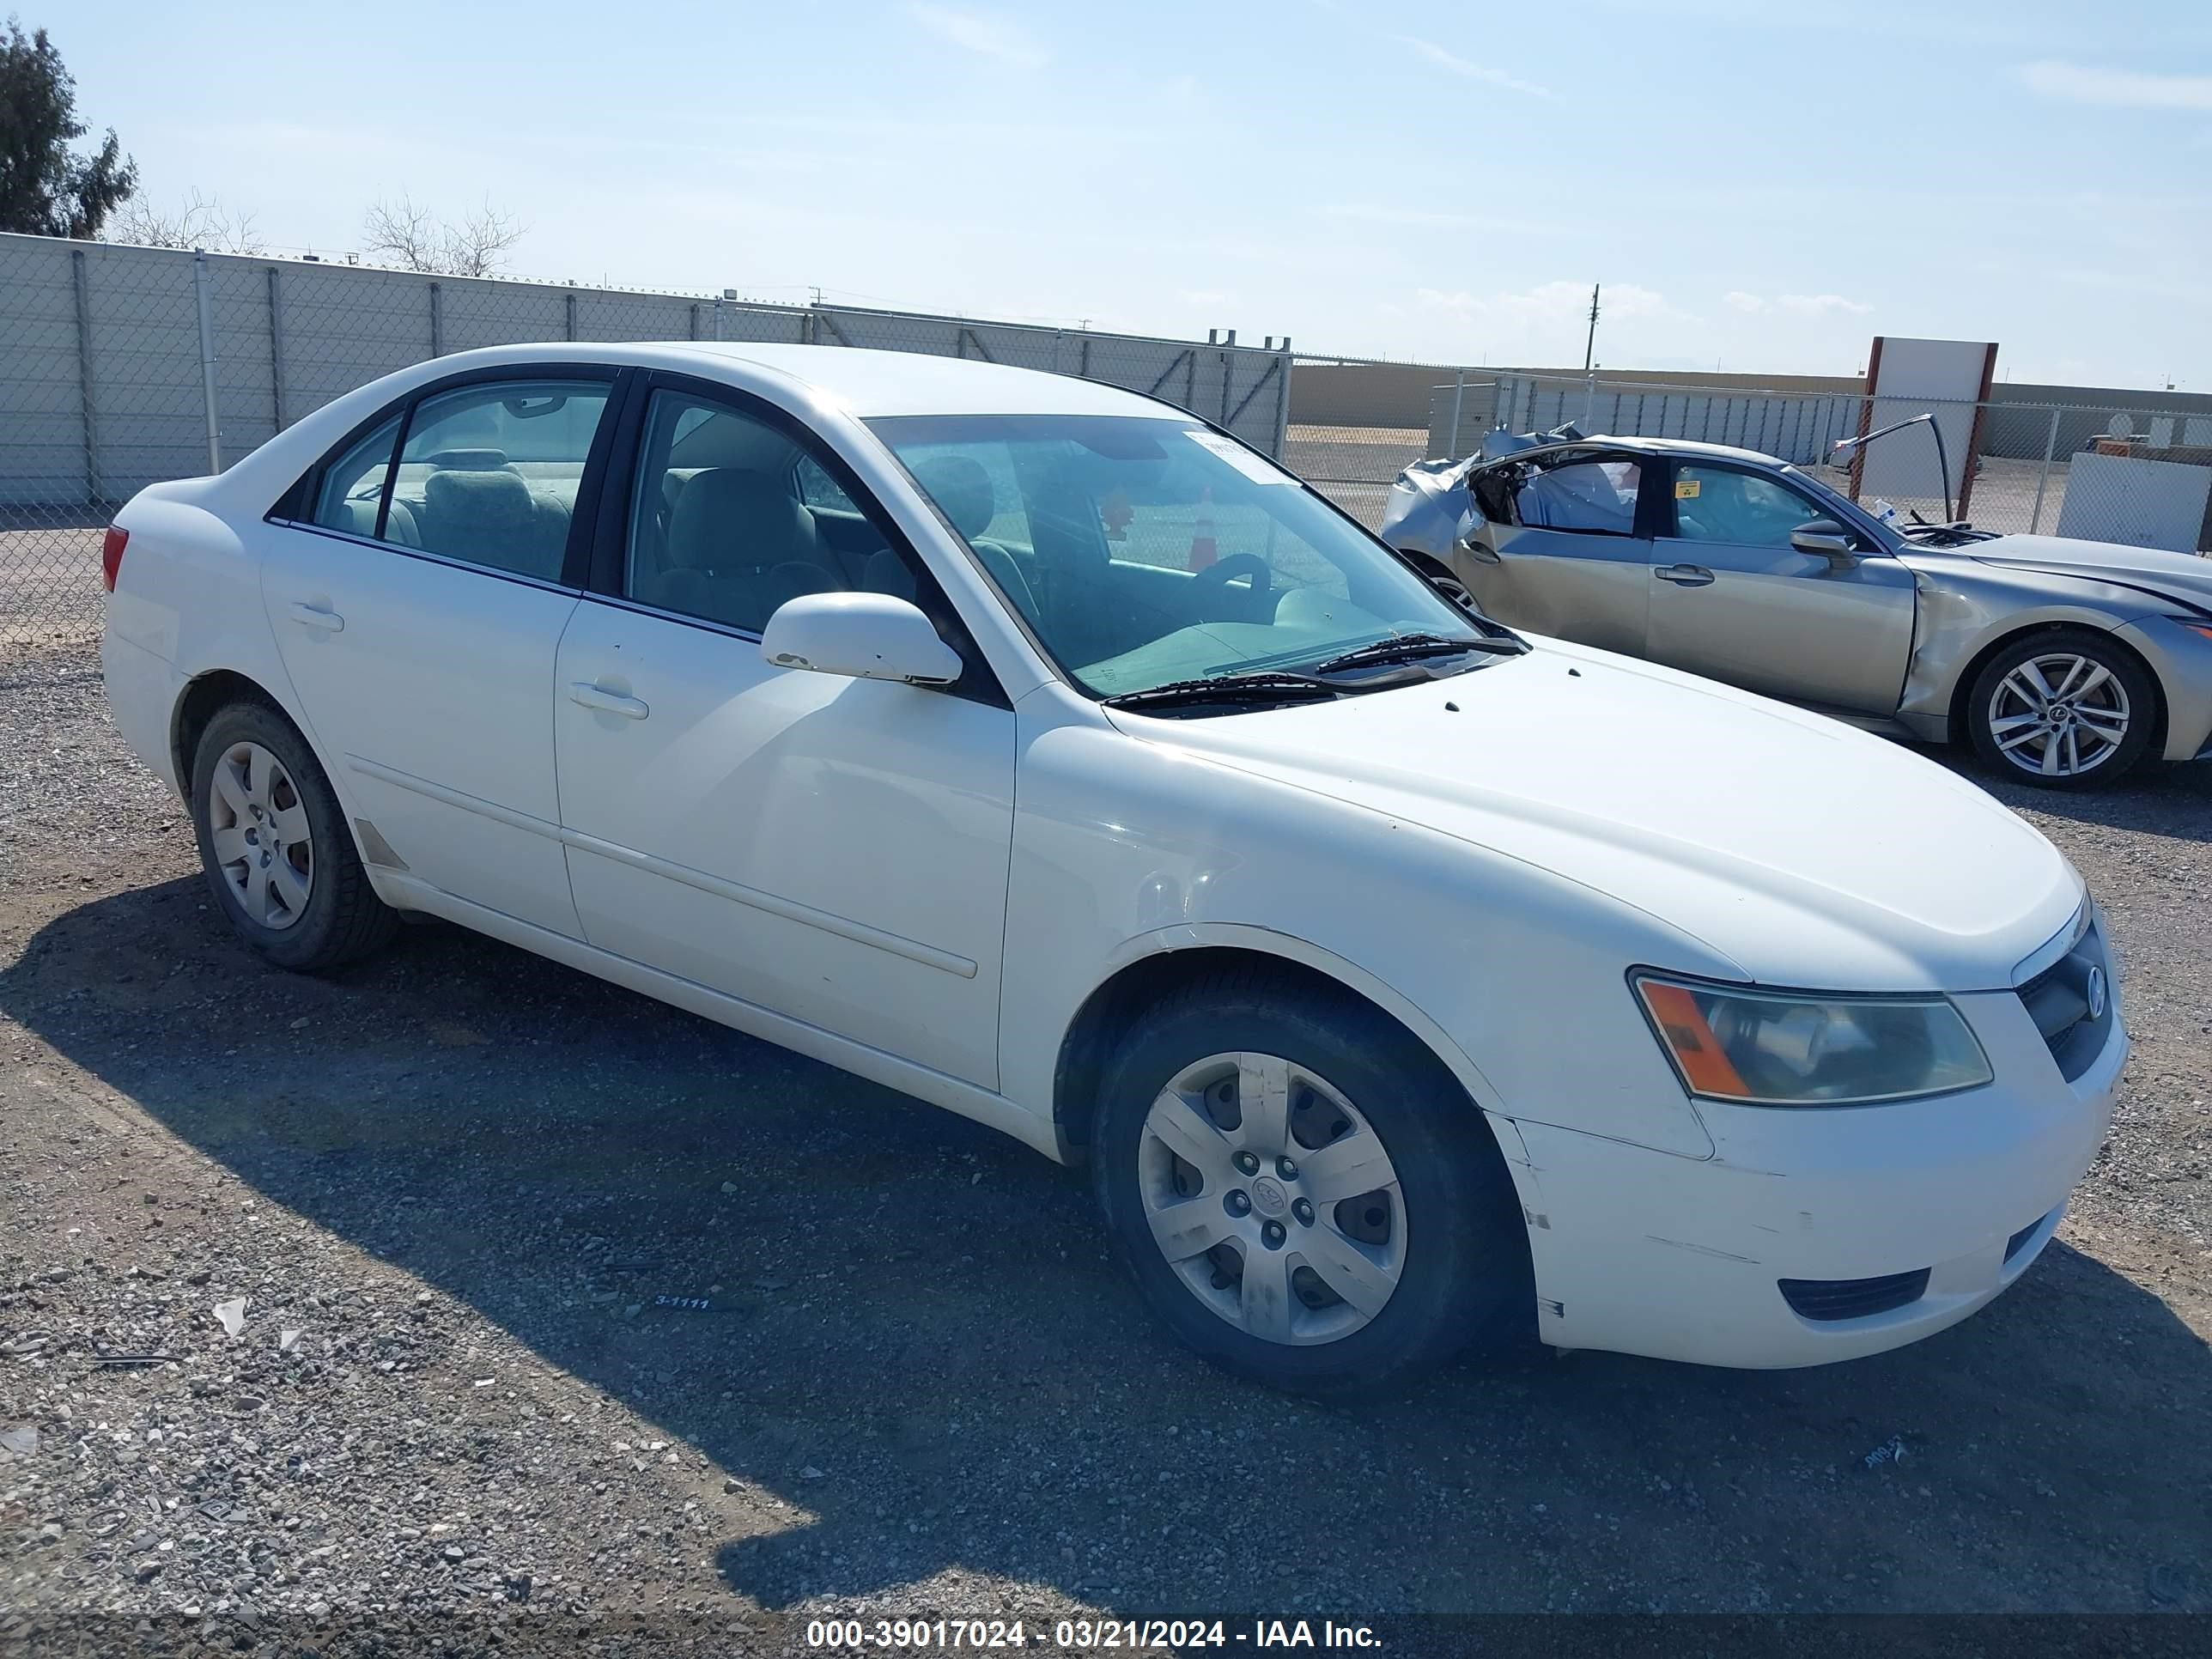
[1896,563,2176,736]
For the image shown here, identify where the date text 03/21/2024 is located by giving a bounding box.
[804,1618,1383,1649]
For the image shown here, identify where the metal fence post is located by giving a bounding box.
[1272,340,1293,460]
[428,281,443,356]
[2028,407,2061,535]
[192,249,222,474]
[70,249,102,507]
[266,265,288,432]
[564,291,578,342]
[1448,369,1467,456]
[712,297,726,341]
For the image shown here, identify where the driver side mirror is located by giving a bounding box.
[760,592,964,686]
[1790,520,1858,566]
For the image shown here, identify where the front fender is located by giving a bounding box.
[1898,564,2170,737]
[999,696,1725,1161]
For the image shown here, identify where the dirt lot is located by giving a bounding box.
[2,637,2208,1653]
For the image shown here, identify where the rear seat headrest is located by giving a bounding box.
[425,448,510,471]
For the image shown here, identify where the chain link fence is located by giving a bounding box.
[9,229,2210,659]
[0,233,1292,653]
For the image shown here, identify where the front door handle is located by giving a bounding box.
[1655,564,1715,587]
[569,681,650,720]
[287,601,344,632]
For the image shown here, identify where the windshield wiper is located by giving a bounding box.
[1308,632,1528,676]
[1099,672,1341,712]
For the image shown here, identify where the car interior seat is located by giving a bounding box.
[653,468,848,631]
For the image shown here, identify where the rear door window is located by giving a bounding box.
[389,380,612,581]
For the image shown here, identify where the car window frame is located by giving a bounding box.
[1657,458,1880,553]
[583,368,1010,710]
[266,361,628,593]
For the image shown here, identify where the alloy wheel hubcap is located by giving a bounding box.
[209,741,314,930]
[1139,1052,1405,1346]
[1988,653,2130,778]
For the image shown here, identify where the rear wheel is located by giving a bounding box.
[1091,971,1531,1395]
[189,702,400,971]
[1966,629,2157,789]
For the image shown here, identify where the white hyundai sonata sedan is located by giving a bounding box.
[100,343,2123,1393]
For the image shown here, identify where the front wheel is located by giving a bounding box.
[1091,972,1532,1395]
[1966,629,2157,789]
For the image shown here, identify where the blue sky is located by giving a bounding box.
[52,0,2212,386]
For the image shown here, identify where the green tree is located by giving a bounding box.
[0,16,135,237]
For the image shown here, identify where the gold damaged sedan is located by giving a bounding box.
[1386,436,2212,789]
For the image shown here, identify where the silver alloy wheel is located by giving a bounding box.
[1139,1051,1406,1346]
[207,740,314,930]
[1986,653,2131,779]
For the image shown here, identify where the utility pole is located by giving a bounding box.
[1581,283,1601,426]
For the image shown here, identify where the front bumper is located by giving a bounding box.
[1511,925,2124,1369]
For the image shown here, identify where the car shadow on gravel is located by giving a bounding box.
[5,877,2209,1615]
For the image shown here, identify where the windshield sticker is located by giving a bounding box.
[1188,431,1294,485]
[1674,478,1702,500]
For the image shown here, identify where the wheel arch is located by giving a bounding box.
[171,668,301,792]
[1945,619,2167,757]
[1051,929,1513,1167]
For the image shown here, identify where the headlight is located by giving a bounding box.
[1632,973,1993,1106]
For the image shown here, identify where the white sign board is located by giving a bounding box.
[1854,337,1997,518]
[2054,452,2212,554]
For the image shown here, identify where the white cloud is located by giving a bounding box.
[1390,35,1552,98]
[1723,290,1766,312]
[2018,61,2212,111]
[907,4,1048,69]
[1777,293,1872,316]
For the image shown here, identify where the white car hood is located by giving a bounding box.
[1960,533,2212,611]
[1113,639,2081,993]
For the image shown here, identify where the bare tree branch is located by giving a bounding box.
[362,194,526,276]
[106,189,264,254]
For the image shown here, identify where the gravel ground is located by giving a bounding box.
[2,638,2208,1655]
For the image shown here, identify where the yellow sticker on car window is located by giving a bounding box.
[1674,478,1701,499]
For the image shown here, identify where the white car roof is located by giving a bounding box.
[407,341,1179,421]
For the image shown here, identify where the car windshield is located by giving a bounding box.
[868,414,1491,704]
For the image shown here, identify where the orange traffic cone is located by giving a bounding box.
[1188,487,1218,572]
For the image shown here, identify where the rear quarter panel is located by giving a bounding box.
[105,481,307,789]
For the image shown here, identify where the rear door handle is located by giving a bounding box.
[1655,564,1715,587]
[569,682,650,720]
[287,601,344,632]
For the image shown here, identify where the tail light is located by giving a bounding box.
[100,525,128,592]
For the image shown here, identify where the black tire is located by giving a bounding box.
[1965,629,2159,790]
[189,702,401,971]
[1091,969,1532,1396]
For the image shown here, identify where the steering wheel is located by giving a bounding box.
[1190,552,1274,617]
